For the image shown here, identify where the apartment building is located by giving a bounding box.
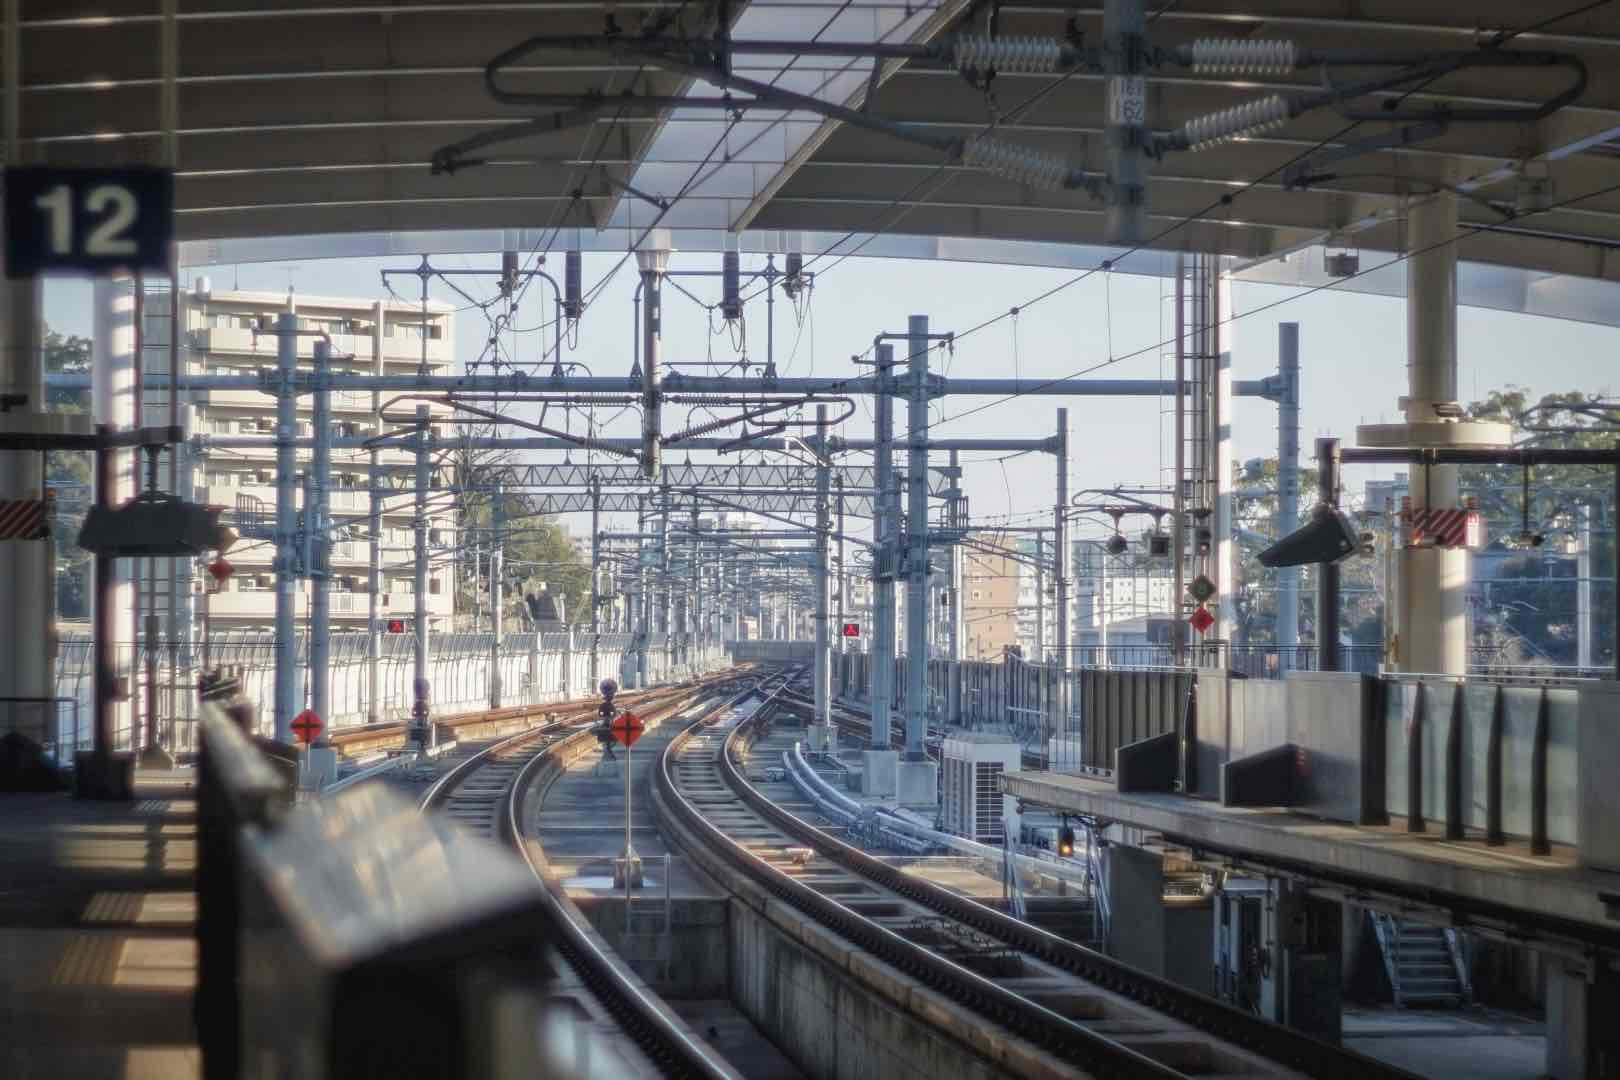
[147,286,459,632]
[960,534,1022,661]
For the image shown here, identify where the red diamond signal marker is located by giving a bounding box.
[291,708,324,744]
[610,711,645,748]
[1188,606,1215,635]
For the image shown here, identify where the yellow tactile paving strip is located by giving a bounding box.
[0,779,200,1080]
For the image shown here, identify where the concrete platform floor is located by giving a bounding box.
[1345,1006,1546,1080]
[0,770,200,1080]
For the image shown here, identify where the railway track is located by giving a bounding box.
[418,670,751,1079]
[657,678,1420,1080]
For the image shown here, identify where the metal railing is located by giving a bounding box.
[197,700,596,1080]
[53,630,706,752]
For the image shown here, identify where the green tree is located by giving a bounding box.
[1230,456,1383,649]
[1460,387,1614,666]
[44,327,92,618]
[453,486,592,631]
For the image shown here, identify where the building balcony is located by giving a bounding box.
[190,326,451,366]
[204,583,451,621]
[199,484,448,521]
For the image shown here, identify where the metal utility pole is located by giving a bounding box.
[872,343,896,746]
[272,311,300,743]
[1035,531,1046,663]
[1276,324,1302,664]
[835,479,848,658]
[589,479,602,685]
[636,240,670,481]
[1579,503,1594,670]
[1172,254,1187,665]
[814,405,832,726]
[947,450,963,722]
[411,403,431,748]
[490,481,504,709]
[1317,436,1341,673]
[310,339,332,737]
[904,316,930,758]
[1055,409,1071,740]
[1103,0,1147,245]
[366,302,383,723]
[657,489,671,670]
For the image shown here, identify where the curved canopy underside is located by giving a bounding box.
[11,0,1620,283]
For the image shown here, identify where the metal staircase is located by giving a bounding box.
[1371,913,1472,1007]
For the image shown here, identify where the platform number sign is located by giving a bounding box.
[4,167,174,278]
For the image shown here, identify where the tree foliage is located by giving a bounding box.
[1460,387,1614,667]
[44,327,92,618]
[453,486,592,630]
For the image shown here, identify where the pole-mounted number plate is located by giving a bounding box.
[4,166,174,278]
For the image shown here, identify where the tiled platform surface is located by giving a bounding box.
[0,771,199,1080]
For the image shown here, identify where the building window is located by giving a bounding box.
[971,590,982,601]
[429,578,442,596]
[389,321,442,341]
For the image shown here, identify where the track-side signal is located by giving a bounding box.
[386,618,406,634]
[1057,824,1075,858]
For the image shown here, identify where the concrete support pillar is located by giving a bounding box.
[1547,959,1620,1080]
[91,279,138,747]
[1258,879,1342,1043]
[1107,844,1167,975]
[1399,192,1468,675]
[1,278,51,740]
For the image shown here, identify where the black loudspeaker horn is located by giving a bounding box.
[1258,503,1361,568]
[78,494,234,558]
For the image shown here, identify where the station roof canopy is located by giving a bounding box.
[11,1,1620,283]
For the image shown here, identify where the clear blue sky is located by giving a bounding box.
[42,250,1620,540]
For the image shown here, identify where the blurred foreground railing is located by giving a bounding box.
[197,699,615,1080]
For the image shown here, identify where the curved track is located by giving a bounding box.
[657,680,1421,1080]
[419,673,748,1079]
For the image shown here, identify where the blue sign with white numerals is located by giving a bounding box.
[4,166,174,277]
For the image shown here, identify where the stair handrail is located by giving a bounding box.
[1085,824,1111,951]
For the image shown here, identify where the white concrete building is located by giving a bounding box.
[145,286,458,632]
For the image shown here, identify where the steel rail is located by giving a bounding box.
[418,671,748,1079]
[657,681,1188,1079]
[709,692,1422,1080]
